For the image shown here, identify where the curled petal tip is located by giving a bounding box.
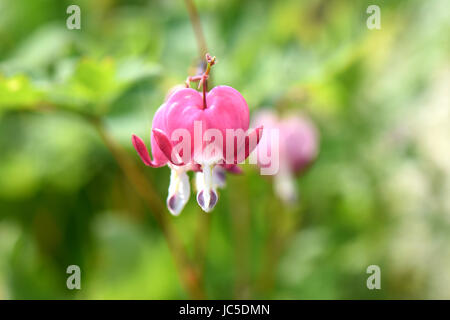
[131,134,158,167]
[234,125,265,164]
[245,125,264,158]
[254,125,264,143]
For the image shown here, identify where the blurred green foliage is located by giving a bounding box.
[0,0,449,299]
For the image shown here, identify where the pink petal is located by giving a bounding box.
[227,165,243,174]
[234,125,264,163]
[152,129,185,166]
[191,163,202,172]
[131,134,162,167]
[220,164,243,175]
[162,86,251,164]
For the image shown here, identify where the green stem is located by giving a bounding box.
[257,195,301,297]
[184,0,208,58]
[228,175,252,299]
[193,208,212,281]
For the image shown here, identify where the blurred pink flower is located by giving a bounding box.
[253,110,319,204]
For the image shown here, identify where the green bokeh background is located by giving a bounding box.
[0,0,449,299]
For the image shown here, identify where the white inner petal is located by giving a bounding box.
[201,164,212,208]
[274,169,298,204]
[196,162,224,212]
[167,167,190,216]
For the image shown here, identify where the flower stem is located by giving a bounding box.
[256,195,300,297]
[184,0,208,58]
[193,207,212,278]
[200,54,216,109]
[228,175,252,299]
[185,54,216,109]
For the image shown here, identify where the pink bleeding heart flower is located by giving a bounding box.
[132,98,194,215]
[132,54,262,215]
[252,110,318,204]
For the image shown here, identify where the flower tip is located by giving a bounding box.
[167,194,183,216]
[131,133,141,147]
[196,189,218,213]
[131,134,156,167]
[255,125,264,141]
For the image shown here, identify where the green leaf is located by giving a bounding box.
[50,58,160,115]
[0,74,42,110]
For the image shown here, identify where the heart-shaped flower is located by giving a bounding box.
[132,55,262,215]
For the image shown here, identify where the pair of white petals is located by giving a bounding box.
[166,165,226,216]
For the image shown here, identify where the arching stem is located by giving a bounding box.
[186,54,216,109]
[184,0,208,58]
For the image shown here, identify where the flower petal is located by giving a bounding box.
[131,134,163,167]
[196,189,218,213]
[234,125,264,163]
[195,164,219,212]
[152,128,185,166]
[274,170,298,205]
[167,169,190,216]
[220,164,243,175]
